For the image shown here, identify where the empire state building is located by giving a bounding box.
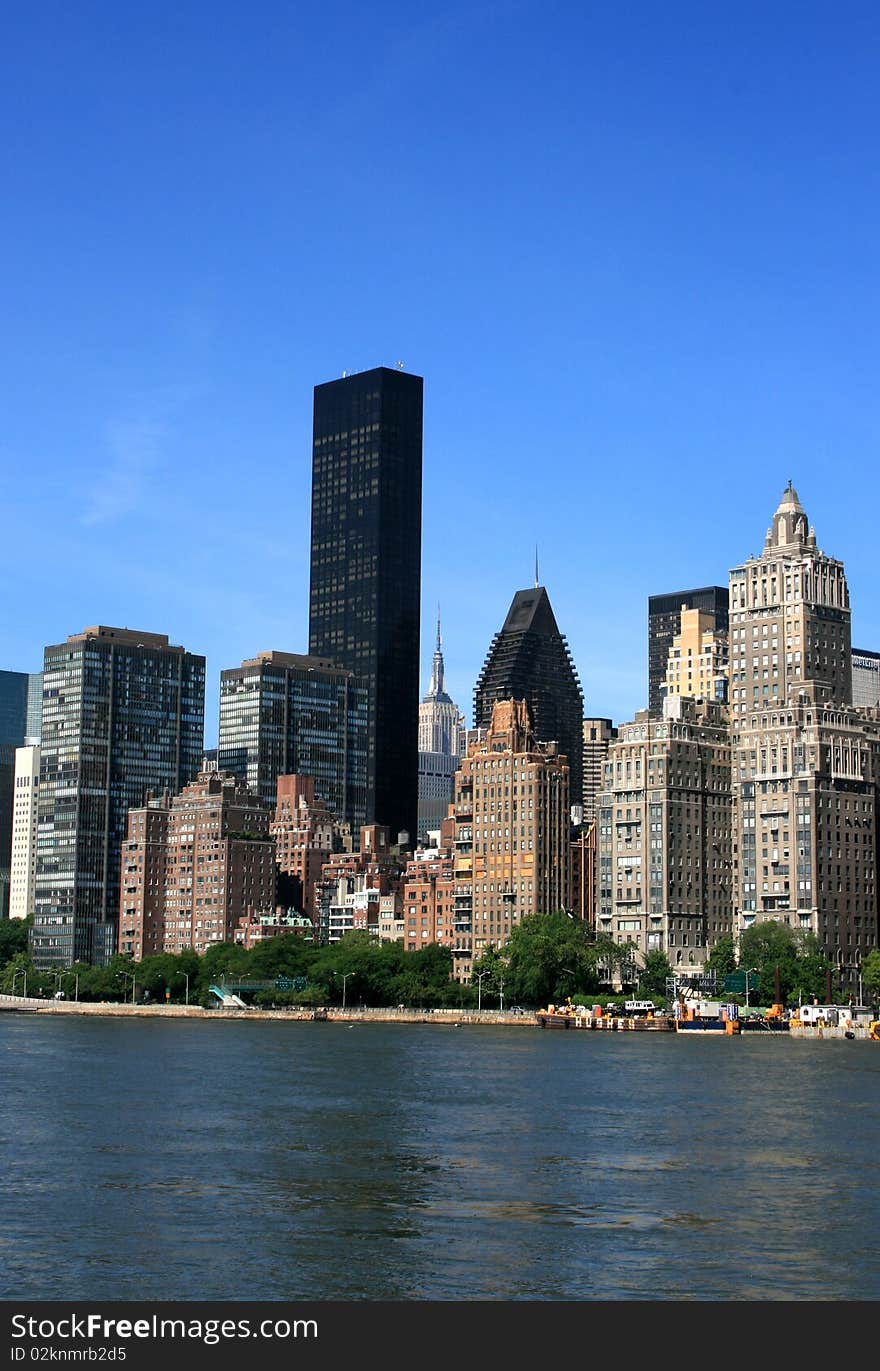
[417,614,465,838]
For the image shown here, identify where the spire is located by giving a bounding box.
[535,545,539,589]
[428,606,446,698]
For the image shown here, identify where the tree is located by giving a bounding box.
[738,922,834,1007]
[0,916,30,971]
[494,912,603,1008]
[638,951,672,998]
[860,950,880,1001]
[705,937,737,978]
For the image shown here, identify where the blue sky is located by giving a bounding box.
[2,1,879,741]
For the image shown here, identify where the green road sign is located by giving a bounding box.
[724,972,757,993]
[275,977,294,990]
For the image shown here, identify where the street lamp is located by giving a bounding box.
[333,971,352,1009]
[184,972,190,1007]
[498,975,505,1013]
[118,970,136,1005]
[474,970,488,1012]
[11,969,27,998]
[744,968,758,1010]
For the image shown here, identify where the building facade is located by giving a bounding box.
[309,366,423,842]
[9,744,40,920]
[474,585,584,807]
[453,699,571,980]
[119,771,276,960]
[595,697,734,973]
[853,649,880,709]
[582,718,617,825]
[0,670,41,917]
[218,651,368,832]
[648,586,728,717]
[660,606,729,708]
[417,614,465,839]
[729,486,878,990]
[271,773,348,924]
[32,627,205,967]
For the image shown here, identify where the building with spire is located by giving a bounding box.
[474,583,584,807]
[730,484,879,993]
[417,612,465,839]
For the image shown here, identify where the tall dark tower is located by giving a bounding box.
[474,585,584,806]
[309,366,423,842]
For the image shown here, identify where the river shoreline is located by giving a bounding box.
[0,992,876,1037]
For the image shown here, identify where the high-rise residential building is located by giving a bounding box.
[660,606,729,707]
[218,651,368,831]
[474,584,584,807]
[594,697,734,976]
[582,718,617,825]
[729,483,851,715]
[0,670,41,917]
[119,771,275,960]
[418,613,465,839]
[730,486,879,991]
[452,698,571,981]
[852,649,880,709]
[648,587,728,717]
[271,774,348,925]
[309,366,423,843]
[9,744,40,920]
[32,626,205,968]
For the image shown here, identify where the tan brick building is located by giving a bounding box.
[595,697,733,973]
[453,698,570,981]
[118,771,276,959]
[661,606,728,707]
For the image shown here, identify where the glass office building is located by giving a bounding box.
[309,367,423,843]
[32,627,205,967]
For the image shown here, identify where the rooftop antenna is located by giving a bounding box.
[436,603,442,652]
[535,545,539,588]
[395,360,405,369]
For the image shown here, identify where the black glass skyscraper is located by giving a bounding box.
[474,585,584,807]
[309,367,423,842]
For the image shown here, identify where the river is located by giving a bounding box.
[2,1016,878,1300]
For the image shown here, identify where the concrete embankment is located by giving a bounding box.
[0,994,533,1027]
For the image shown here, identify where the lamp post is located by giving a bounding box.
[12,969,27,998]
[118,970,136,1005]
[474,970,488,1012]
[499,975,505,1013]
[334,971,352,1009]
[744,968,758,1009]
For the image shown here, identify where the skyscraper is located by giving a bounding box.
[0,670,41,917]
[648,587,728,716]
[729,485,879,991]
[309,366,423,843]
[473,584,584,806]
[218,651,368,829]
[418,612,465,839]
[31,626,205,967]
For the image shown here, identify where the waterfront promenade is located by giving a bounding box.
[0,992,874,1038]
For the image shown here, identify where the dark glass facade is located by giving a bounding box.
[647,586,729,716]
[309,367,423,842]
[0,670,31,918]
[473,587,584,806]
[31,628,205,968]
[218,652,368,829]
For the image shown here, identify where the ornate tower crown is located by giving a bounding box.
[765,480,812,551]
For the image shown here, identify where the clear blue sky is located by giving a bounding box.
[2,1,878,741]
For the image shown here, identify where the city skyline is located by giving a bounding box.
[2,5,880,733]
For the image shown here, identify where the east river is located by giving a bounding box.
[2,1015,878,1301]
